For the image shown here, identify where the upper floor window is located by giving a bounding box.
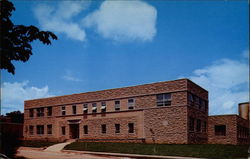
[47,107,52,116]
[115,124,120,133]
[156,93,171,106]
[29,125,34,135]
[215,125,226,136]
[61,106,66,116]
[128,123,134,133]
[29,109,34,117]
[101,102,106,113]
[188,93,194,106]
[92,103,97,113]
[189,117,194,132]
[83,104,88,114]
[101,124,106,134]
[115,101,120,111]
[128,99,134,109]
[37,125,44,135]
[200,100,205,111]
[72,105,77,115]
[37,108,44,117]
[47,125,52,134]
[194,96,200,106]
[196,119,201,132]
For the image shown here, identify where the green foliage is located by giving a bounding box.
[64,142,249,159]
[0,0,57,74]
[5,111,24,123]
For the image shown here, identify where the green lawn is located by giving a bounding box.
[64,142,249,159]
[21,140,60,148]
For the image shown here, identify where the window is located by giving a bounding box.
[194,96,200,107]
[92,103,97,113]
[72,105,77,115]
[29,125,34,135]
[196,119,201,132]
[200,100,205,111]
[189,117,194,132]
[37,125,44,135]
[83,104,88,114]
[202,121,207,132]
[101,102,106,113]
[115,101,120,111]
[215,125,226,136]
[115,124,120,133]
[128,123,134,133]
[47,125,52,134]
[188,93,194,106]
[238,125,249,138]
[36,108,44,117]
[61,126,66,135]
[61,106,66,116]
[83,125,88,134]
[101,124,106,134]
[156,93,171,106]
[128,99,134,109]
[29,109,34,117]
[47,107,52,116]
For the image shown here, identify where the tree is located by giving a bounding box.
[5,110,24,123]
[0,0,57,74]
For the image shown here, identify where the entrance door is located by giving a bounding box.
[69,124,79,139]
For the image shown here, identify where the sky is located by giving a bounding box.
[1,0,249,115]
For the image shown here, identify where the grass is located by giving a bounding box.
[64,142,249,159]
[21,140,60,148]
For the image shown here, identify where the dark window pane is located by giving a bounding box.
[215,125,226,136]
[84,125,88,134]
[102,124,106,134]
[128,123,134,133]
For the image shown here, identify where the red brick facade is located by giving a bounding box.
[208,115,249,145]
[23,79,209,144]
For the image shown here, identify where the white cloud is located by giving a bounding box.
[83,0,157,42]
[34,1,89,41]
[1,81,53,114]
[188,54,249,115]
[62,70,82,82]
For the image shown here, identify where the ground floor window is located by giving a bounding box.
[115,124,120,133]
[202,121,207,132]
[196,119,201,132]
[128,123,134,133]
[37,125,44,135]
[189,117,194,132]
[61,126,66,135]
[215,125,226,136]
[29,125,34,135]
[47,125,52,134]
[83,125,88,134]
[101,124,106,134]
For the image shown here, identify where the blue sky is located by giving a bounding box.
[1,0,249,115]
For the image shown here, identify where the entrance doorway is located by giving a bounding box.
[68,119,81,139]
[69,124,79,139]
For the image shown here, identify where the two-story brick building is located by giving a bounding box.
[23,79,209,144]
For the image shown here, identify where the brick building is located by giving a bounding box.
[23,79,209,144]
[208,114,249,145]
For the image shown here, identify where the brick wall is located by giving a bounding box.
[24,79,189,108]
[208,115,238,145]
[23,79,209,144]
[144,106,188,144]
